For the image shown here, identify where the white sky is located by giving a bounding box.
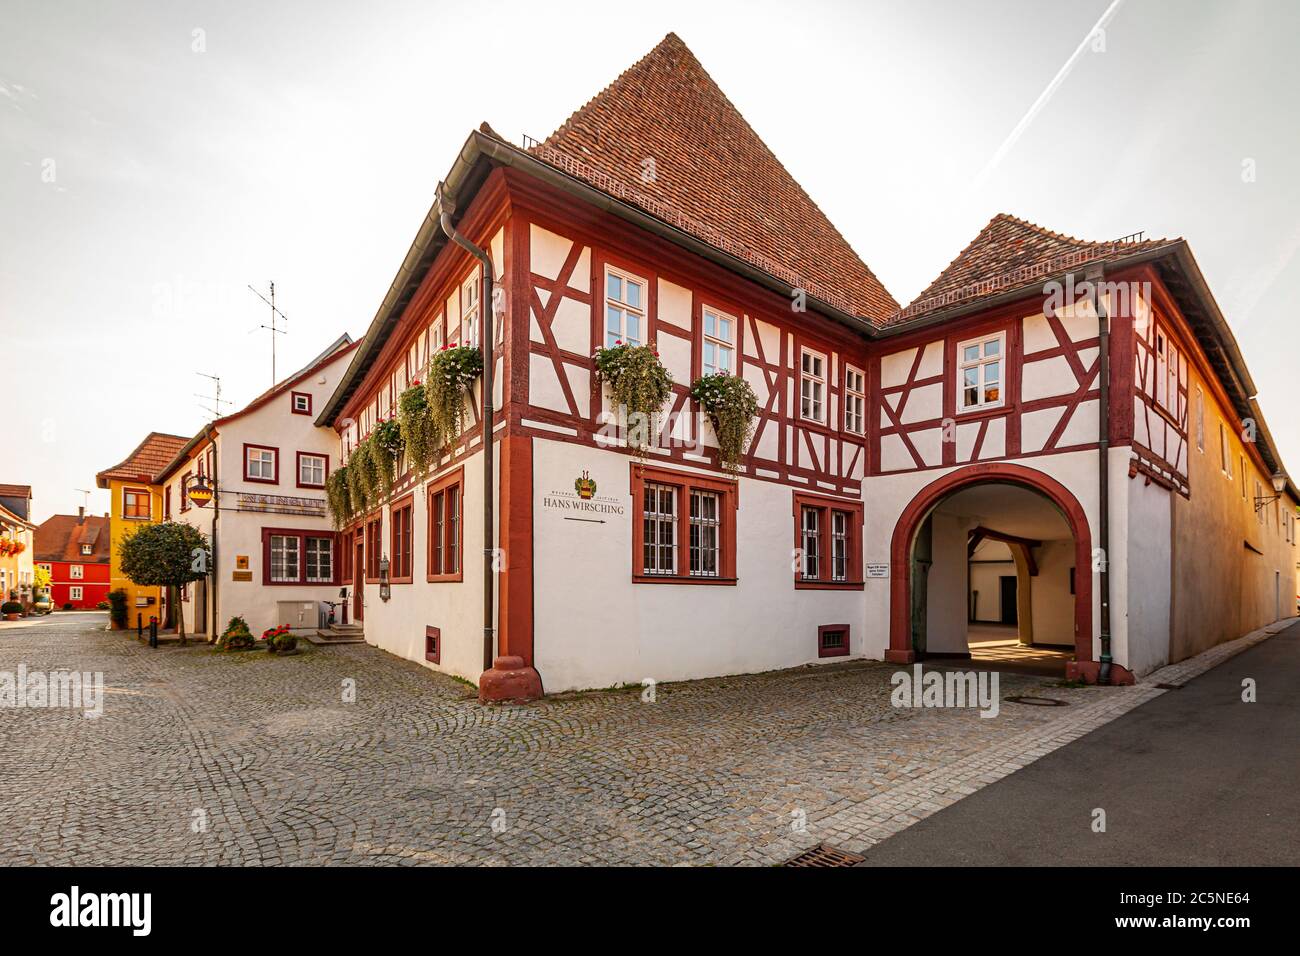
[3,0,1298,522]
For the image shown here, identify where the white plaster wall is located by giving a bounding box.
[1124,476,1172,674]
[532,439,865,692]
[1029,540,1076,647]
[925,512,969,654]
[969,540,1013,622]
[358,447,490,685]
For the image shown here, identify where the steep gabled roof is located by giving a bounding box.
[96,432,191,487]
[533,33,898,321]
[896,214,1179,324]
[34,514,112,564]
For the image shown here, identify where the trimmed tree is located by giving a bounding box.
[118,521,211,644]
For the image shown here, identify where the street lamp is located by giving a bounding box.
[379,556,391,602]
[1254,472,1288,512]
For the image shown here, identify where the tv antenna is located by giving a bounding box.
[74,488,92,513]
[195,372,233,421]
[247,281,288,384]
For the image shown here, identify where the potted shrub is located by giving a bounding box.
[372,417,404,497]
[216,615,255,651]
[262,623,298,655]
[107,589,129,629]
[690,372,759,472]
[426,343,483,450]
[594,342,674,454]
[398,379,440,476]
[2,601,22,621]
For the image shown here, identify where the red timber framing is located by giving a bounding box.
[887,463,1103,676]
[507,170,869,498]
[869,287,1111,476]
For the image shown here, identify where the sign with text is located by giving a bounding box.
[541,470,624,525]
[865,563,889,579]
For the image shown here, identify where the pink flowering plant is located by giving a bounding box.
[425,344,483,450]
[594,342,673,454]
[690,372,758,472]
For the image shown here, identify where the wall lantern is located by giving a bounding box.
[379,556,391,602]
[188,473,214,508]
[1254,472,1289,513]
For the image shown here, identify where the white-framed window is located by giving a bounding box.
[604,267,646,348]
[801,506,821,579]
[245,446,276,481]
[269,534,300,583]
[702,307,735,375]
[688,490,721,578]
[461,269,481,347]
[70,565,84,580]
[1219,421,1231,477]
[305,537,333,583]
[292,393,311,414]
[957,332,1004,411]
[831,511,848,582]
[1154,329,1180,415]
[298,453,327,487]
[800,348,826,423]
[80,544,92,555]
[69,586,82,601]
[844,365,865,434]
[641,481,677,575]
[1195,386,1205,451]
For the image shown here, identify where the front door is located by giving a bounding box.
[354,539,364,622]
[999,575,1018,626]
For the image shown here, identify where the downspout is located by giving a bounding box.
[1087,265,1113,684]
[211,443,220,644]
[436,183,495,673]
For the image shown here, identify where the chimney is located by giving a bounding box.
[78,506,85,523]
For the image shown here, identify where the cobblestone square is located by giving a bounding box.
[1,615,1169,865]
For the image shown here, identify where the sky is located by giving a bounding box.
[2,0,1298,523]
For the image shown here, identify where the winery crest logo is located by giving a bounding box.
[574,471,597,499]
[543,468,623,521]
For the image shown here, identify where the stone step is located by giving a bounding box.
[307,626,366,645]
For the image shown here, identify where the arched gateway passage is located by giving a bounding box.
[887,463,1093,672]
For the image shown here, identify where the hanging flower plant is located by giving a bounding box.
[349,435,379,511]
[398,380,440,476]
[690,372,759,472]
[426,344,483,451]
[594,342,674,454]
[326,465,353,528]
[372,417,404,497]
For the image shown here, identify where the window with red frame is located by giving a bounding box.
[390,495,413,582]
[164,486,172,520]
[364,517,382,581]
[427,469,463,581]
[262,529,336,585]
[180,472,191,512]
[794,491,863,589]
[630,464,737,584]
[122,487,151,519]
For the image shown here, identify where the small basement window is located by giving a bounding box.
[818,624,850,659]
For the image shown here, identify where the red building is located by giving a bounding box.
[35,510,111,609]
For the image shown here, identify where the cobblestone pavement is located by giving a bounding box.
[0,615,1252,866]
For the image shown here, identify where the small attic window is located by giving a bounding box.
[291,391,312,415]
[80,544,92,555]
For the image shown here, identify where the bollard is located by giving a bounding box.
[149,617,158,649]
[137,613,143,639]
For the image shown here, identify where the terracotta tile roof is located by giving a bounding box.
[34,514,111,564]
[0,484,32,498]
[532,33,898,321]
[96,432,191,487]
[894,214,1179,323]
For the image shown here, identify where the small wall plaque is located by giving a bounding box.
[232,570,253,582]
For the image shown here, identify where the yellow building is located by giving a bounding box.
[96,432,189,627]
[0,484,36,608]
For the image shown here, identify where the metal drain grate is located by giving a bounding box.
[783,843,865,867]
[1005,695,1069,707]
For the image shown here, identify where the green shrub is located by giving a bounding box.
[1,601,22,615]
[216,615,255,651]
[107,589,129,628]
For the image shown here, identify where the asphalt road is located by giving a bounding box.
[860,622,1300,866]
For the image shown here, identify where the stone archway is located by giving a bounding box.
[888,462,1095,673]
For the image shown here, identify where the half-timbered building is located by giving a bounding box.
[318,33,1297,699]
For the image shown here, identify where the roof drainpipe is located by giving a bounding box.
[436,184,543,704]
[436,183,497,678]
[1087,265,1113,685]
